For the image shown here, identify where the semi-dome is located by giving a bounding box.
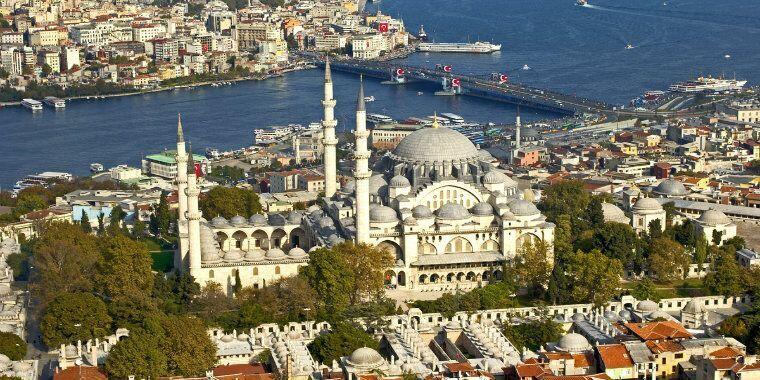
[211,216,228,227]
[653,179,688,196]
[391,127,482,163]
[557,333,591,352]
[437,203,470,220]
[471,202,494,216]
[697,209,729,226]
[633,198,662,211]
[230,215,247,226]
[249,214,268,226]
[412,205,433,219]
[637,300,659,312]
[370,205,398,222]
[347,347,385,369]
[265,248,287,260]
[509,200,540,216]
[288,247,307,258]
[389,175,411,188]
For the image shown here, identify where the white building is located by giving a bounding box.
[631,198,666,234]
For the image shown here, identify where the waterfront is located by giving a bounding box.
[2,0,760,186]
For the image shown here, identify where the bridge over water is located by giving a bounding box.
[307,56,707,118]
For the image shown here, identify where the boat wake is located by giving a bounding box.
[582,3,760,32]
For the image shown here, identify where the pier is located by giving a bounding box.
[307,56,707,117]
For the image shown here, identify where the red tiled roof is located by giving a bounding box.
[624,320,693,341]
[54,366,108,380]
[709,347,743,358]
[597,344,634,369]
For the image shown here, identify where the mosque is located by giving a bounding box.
[176,59,555,295]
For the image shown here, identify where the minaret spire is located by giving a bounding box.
[354,77,371,244]
[185,142,201,271]
[322,55,338,198]
[177,113,184,143]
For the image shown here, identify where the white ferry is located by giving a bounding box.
[90,163,104,173]
[367,113,394,125]
[43,96,66,109]
[440,113,465,123]
[418,42,501,54]
[12,171,73,196]
[669,76,747,93]
[21,99,43,112]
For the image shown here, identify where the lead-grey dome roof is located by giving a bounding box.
[391,127,482,163]
[557,333,591,352]
[211,216,228,227]
[697,209,729,226]
[483,170,506,184]
[389,175,410,188]
[249,214,268,226]
[509,200,540,216]
[230,215,246,226]
[653,179,688,196]
[412,205,433,219]
[437,203,470,220]
[633,198,662,211]
[265,248,287,260]
[471,202,494,216]
[370,205,398,222]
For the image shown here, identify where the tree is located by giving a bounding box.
[150,193,172,236]
[13,193,46,216]
[97,234,157,326]
[591,222,643,270]
[199,186,262,219]
[40,293,112,348]
[584,198,604,229]
[80,210,92,233]
[647,237,690,283]
[704,247,745,296]
[648,219,663,239]
[106,314,216,378]
[712,230,724,246]
[152,273,200,315]
[548,215,573,304]
[631,278,660,301]
[514,238,552,297]
[723,236,746,251]
[538,180,591,227]
[565,249,624,306]
[308,321,376,364]
[41,64,52,77]
[109,206,127,233]
[301,242,393,316]
[693,233,709,270]
[671,220,698,248]
[190,282,235,323]
[32,222,102,306]
[502,307,563,351]
[97,213,105,234]
[0,332,26,361]
[132,219,146,239]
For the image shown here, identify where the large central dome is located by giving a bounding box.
[391,127,482,163]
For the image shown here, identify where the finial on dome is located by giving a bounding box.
[431,112,439,129]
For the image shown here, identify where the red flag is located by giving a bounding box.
[499,74,508,84]
[452,78,461,87]
[396,68,405,76]
[443,65,452,72]
[378,22,389,32]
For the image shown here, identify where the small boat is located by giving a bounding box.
[364,96,375,102]
[417,91,424,96]
[90,163,104,173]
[625,44,634,50]
[724,54,731,59]
[522,64,531,70]
[576,0,587,5]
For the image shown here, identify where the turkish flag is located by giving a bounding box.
[499,74,508,84]
[452,78,461,87]
[443,65,452,72]
[378,22,388,32]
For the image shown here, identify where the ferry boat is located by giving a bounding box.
[90,163,104,173]
[364,96,375,102]
[418,41,501,54]
[367,113,393,125]
[43,96,66,109]
[576,0,588,5]
[12,171,73,196]
[669,76,747,93]
[21,99,43,112]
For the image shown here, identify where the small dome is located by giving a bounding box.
[237,333,250,341]
[470,202,494,216]
[223,250,243,261]
[619,309,632,321]
[389,175,411,188]
[445,320,461,331]
[604,310,620,322]
[342,179,356,194]
[572,313,586,322]
[230,215,246,226]
[288,247,308,258]
[653,179,688,196]
[682,299,705,314]
[437,203,470,220]
[64,345,77,358]
[370,205,398,223]
[244,250,264,261]
[637,300,659,312]
[509,200,540,216]
[483,170,505,184]
[412,205,433,219]
[648,310,671,321]
[347,347,385,369]
[403,217,418,226]
[249,214,268,226]
[697,209,729,226]
[211,216,228,227]
[633,198,662,211]
[0,324,14,333]
[369,174,388,195]
[557,333,591,353]
[287,212,303,224]
[318,216,334,228]
[220,334,235,343]
[501,210,516,220]
[265,248,287,260]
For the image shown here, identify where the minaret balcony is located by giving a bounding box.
[322,99,336,107]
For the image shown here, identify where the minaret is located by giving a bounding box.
[293,135,301,164]
[175,114,188,225]
[185,143,202,270]
[322,56,338,198]
[515,106,521,150]
[354,76,371,244]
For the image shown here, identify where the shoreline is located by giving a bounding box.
[0,64,315,108]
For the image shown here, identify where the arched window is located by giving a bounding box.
[253,267,259,276]
[208,270,214,278]
[275,266,281,275]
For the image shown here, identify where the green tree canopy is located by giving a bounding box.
[538,180,591,227]
[0,332,26,361]
[308,321,376,364]
[590,222,643,270]
[514,238,552,297]
[40,292,112,347]
[565,249,624,306]
[199,186,262,218]
[502,307,563,351]
[647,237,690,283]
[631,278,660,301]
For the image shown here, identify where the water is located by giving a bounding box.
[2,0,759,187]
